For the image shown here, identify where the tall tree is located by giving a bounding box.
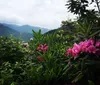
[66,0,100,24]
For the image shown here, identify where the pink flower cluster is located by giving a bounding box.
[66,39,100,58]
[37,44,48,52]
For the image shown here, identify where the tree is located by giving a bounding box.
[66,0,100,24]
[66,0,100,41]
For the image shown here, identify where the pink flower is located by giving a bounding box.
[66,38,100,57]
[37,44,48,52]
[73,43,81,51]
[79,39,95,52]
[66,48,72,55]
[70,43,81,58]
[66,43,81,58]
[96,41,100,48]
[86,45,96,54]
[71,48,79,57]
[79,41,87,52]
[72,43,81,53]
[43,46,48,52]
[42,44,48,52]
[87,38,94,45]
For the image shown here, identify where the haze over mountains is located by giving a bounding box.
[0,23,49,41]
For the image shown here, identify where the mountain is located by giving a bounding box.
[0,23,33,41]
[3,23,49,34]
[0,24,20,36]
[0,23,49,41]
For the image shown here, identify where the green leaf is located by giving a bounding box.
[90,30,100,37]
[72,72,83,83]
[10,82,15,85]
[88,80,95,85]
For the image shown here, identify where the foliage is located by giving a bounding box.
[0,21,100,85]
[74,20,100,40]
[0,30,70,85]
[0,36,27,64]
[66,0,100,25]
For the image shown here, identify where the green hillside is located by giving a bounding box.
[0,24,33,41]
[0,24,20,37]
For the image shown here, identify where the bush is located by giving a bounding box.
[0,36,27,64]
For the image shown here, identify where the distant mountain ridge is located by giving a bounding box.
[0,24,20,36]
[0,23,32,41]
[3,23,49,34]
[0,23,49,41]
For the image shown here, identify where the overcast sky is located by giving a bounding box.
[0,0,76,29]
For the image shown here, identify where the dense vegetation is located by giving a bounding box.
[0,0,100,85]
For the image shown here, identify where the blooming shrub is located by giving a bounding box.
[0,29,100,85]
[65,39,100,85]
[66,39,100,58]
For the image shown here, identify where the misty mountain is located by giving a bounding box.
[3,23,49,34]
[0,23,33,41]
[0,24,20,36]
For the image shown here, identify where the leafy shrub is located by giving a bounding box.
[0,36,27,64]
[0,31,69,85]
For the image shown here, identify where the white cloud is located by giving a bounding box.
[0,0,76,29]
